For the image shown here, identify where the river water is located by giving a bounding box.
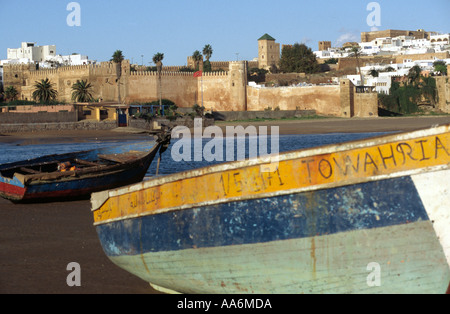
[0,132,389,177]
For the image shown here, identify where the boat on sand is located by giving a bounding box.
[92,124,450,293]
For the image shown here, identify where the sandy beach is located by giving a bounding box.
[1,115,449,294]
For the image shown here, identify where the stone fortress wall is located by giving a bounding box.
[1,59,379,117]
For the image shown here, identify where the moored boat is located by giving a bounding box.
[92,124,450,293]
[0,133,169,202]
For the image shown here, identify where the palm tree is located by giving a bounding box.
[202,44,213,72]
[71,80,94,102]
[192,50,203,71]
[350,46,363,86]
[152,52,164,110]
[202,44,213,61]
[111,50,124,104]
[4,86,19,102]
[32,78,58,103]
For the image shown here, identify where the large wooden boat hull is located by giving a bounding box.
[92,124,450,293]
[0,140,161,202]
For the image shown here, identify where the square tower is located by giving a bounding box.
[318,41,331,51]
[258,34,280,70]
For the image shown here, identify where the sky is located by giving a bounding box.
[1,0,449,66]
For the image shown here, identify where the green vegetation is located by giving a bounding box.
[378,66,438,114]
[248,67,268,83]
[71,80,94,102]
[202,44,213,72]
[111,50,125,104]
[279,43,319,74]
[130,99,180,121]
[350,46,363,84]
[191,104,205,118]
[191,50,202,71]
[32,78,58,103]
[433,61,447,75]
[4,86,19,102]
[152,52,165,109]
[324,58,338,65]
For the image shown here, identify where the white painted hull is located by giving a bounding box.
[106,219,449,294]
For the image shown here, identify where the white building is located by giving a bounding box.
[40,54,96,68]
[313,47,350,60]
[357,33,450,56]
[430,34,450,45]
[7,42,56,62]
[3,42,96,68]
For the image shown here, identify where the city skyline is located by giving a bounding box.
[1,0,449,66]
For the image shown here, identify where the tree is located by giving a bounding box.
[324,58,338,64]
[279,43,319,74]
[202,44,213,61]
[350,46,363,85]
[433,61,447,76]
[4,86,19,102]
[202,45,213,72]
[111,50,124,104]
[407,65,422,85]
[192,50,203,71]
[71,80,94,102]
[152,52,164,109]
[32,78,58,103]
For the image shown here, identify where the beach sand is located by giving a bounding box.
[1,115,449,294]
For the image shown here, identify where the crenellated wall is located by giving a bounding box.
[3,60,381,117]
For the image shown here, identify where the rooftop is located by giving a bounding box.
[258,33,276,41]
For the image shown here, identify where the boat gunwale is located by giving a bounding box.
[93,124,449,201]
[92,164,450,226]
[91,124,450,225]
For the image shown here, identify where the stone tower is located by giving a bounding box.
[229,61,247,111]
[318,41,331,51]
[258,34,280,70]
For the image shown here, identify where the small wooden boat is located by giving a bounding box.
[0,133,169,202]
[92,124,450,294]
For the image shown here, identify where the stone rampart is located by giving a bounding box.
[246,85,342,116]
[2,59,383,118]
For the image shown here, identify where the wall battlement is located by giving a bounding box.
[0,59,391,117]
[28,69,59,76]
[129,70,229,77]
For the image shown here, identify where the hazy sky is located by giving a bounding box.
[1,0,449,66]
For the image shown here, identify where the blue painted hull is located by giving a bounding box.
[96,175,450,293]
[0,141,160,202]
[92,124,450,293]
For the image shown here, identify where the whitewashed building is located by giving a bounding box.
[7,42,56,62]
[40,54,96,68]
[3,42,95,68]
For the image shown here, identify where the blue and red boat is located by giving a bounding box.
[0,135,167,202]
